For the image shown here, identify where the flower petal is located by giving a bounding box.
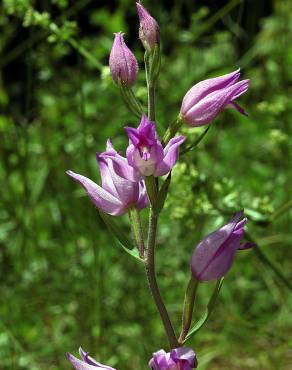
[154,136,185,177]
[67,353,97,370]
[95,156,120,198]
[96,154,140,207]
[137,181,150,210]
[196,231,241,281]
[101,152,142,182]
[170,347,197,367]
[66,170,125,216]
[191,211,245,281]
[238,242,256,250]
[181,69,241,114]
[184,80,249,126]
[229,101,248,116]
[67,353,114,370]
[78,348,115,369]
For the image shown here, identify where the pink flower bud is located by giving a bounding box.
[109,32,138,86]
[136,2,160,51]
[180,69,249,127]
[191,211,254,282]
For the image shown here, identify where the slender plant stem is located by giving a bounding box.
[148,83,156,121]
[145,208,178,348]
[144,52,178,347]
[178,276,199,344]
[129,208,145,258]
[163,116,183,144]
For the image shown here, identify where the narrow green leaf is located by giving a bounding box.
[149,45,161,83]
[118,82,143,119]
[120,244,143,262]
[99,211,144,263]
[181,126,210,155]
[155,173,171,213]
[184,277,224,342]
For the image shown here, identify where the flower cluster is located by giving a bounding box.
[67,114,184,214]
[66,2,253,370]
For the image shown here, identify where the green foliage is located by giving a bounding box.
[0,0,291,369]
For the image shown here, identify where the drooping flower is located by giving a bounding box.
[109,32,138,86]
[66,140,148,216]
[136,1,160,51]
[67,347,116,370]
[191,211,254,282]
[103,115,185,179]
[149,347,198,370]
[180,69,249,127]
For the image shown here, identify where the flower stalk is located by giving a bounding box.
[143,45,178,349]
[145,208,178,349]
[163,116,183,144]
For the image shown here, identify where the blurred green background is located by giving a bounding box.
[0,0,291,369]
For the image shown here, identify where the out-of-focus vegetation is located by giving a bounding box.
[0,0,291,369]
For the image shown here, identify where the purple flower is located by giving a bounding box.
[66,140,148,216]
[180,69,250,127]
[104,115,185,179]
[149,347,198,370]
[67,347,116,370]
[136,1,160,51]
[109,32,138,86]
[191,211,254,282]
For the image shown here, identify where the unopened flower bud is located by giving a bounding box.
[180,69,249,127]
[191,211,254,282]
[109,32,138,86]
[136,2,160,51]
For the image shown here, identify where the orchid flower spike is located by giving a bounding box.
[66,140,148,216]
[180,69,249,127]
[109,32,138,86]
[67,347,116,370]
[191,211,255,282]
[136,1,160,51]
[149,347,198,370]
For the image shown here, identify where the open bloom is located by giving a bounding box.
[67,347,116,370]
[191,211,254,282]
[180,69,249,127]
[66,140,148,216]
[136,1,160,51]
[102,115,185,180]
[149,347,198,370]
[109,32,138,86]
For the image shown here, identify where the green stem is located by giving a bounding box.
[129,208,145,258]
[163,116,183,144]
[145,208,178,348]
[145,50,156,121]
[143,48,177,348]
[148,84,156,121]
[178,276,199,344]
[145,175,158,206]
